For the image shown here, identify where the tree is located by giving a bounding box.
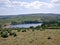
[35,25,41,30]
[30,26,34,29]
[30,26,35,31]
[41,23,47,30]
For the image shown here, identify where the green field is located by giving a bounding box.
[0,29,60,45]
[0,14,60,25]
[0,15,42,24]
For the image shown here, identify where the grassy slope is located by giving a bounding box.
[0,15,60,25]
[0,29,60,45]
[0,15,42,25]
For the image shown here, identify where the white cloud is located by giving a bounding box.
[24,1,43,9]
[0,0,59,9]
[50,0,60,8]
[51,0,60,4]
[0,0,12,7]
[11,1,54,9]
[0,0,9,2]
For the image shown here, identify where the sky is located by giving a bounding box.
[0,0,60,15]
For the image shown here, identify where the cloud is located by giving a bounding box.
[11,1,54,9]
[50,0,60,8]
[51,0,60,4]
[0,0,59,9]
[0,0,12,7]
[23,1,43,9]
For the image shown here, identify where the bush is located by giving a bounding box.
[0,31,3,35]
[48,37,51,39]
[27,28,30,31]
[35,25,41,30]
[17,29,21,32]
[40,28,45,31]
[32,29,34,31]
[40,23,47,30]
[22,29,26,32]
[9,32,13,36]
[13,32,17,37]
[30,26,34,29]
[1,31,8,38]
[9,32,17,37]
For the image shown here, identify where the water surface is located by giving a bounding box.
[6,23,42,28]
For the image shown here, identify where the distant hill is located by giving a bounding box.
[0,13,60,18]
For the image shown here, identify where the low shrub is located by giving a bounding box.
[48,37,51,39]
[32,29,34,31]
[30,26,34,29]
[13,32,17,37]
[9,32,17,37]
[1,31,8,38]
[17,29,21,32]
[9,32,13,36]
[22,29,26,32]
[35,25,41,30]
[0,31,3,35]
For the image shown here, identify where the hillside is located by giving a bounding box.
[0,13,60,25]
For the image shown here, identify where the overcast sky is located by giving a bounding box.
[0,0,60,15]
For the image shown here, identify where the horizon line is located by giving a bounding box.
[0,13,60,16]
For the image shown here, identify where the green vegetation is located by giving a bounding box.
[0,14,60,45]
[0,20,60,38]
[42,22,60,29]
[0,25,2,28]
[0,28,17,38]
[0,24,47,38]
[1,31,8,38]
[21,29,26,32]
[0,15,60,25]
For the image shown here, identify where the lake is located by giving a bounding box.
[6,23,42,28]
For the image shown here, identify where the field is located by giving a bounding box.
[0,29,60,45]
[0,14,60,25]
[0,14,60,45]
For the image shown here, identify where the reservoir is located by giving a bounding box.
[6,23,42,28]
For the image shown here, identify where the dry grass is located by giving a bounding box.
[0,29,60,45]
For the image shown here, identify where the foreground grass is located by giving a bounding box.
[0,29,60,45]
